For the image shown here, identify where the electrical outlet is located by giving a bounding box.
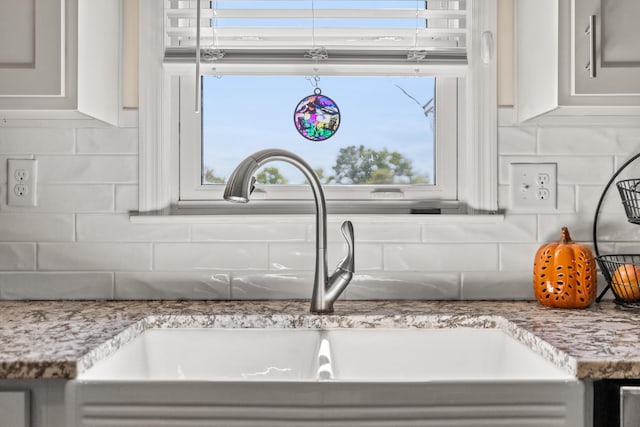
[536,188,550,200]
[13,185,28,197]
[14,169,29,182]
[536,173,550,186]
[510,163,557,211]
[7,159,37,207]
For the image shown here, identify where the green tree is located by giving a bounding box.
[256,167,288,184]
[310,168,334,185]
[202,167,225,184]
[332,145,429,185]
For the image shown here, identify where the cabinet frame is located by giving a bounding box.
[0,0,77,110]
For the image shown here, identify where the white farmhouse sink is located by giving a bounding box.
[68,323,584,427]
[79,327,571,382]
[80,328,322,381]
[326,328,572,381]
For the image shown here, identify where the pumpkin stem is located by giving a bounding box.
[560,227,573,244]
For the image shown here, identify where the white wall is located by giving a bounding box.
[0,110,637,301]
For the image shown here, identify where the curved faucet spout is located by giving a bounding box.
[224,149,354,313]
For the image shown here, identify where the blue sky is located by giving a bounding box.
[202,75,435,184]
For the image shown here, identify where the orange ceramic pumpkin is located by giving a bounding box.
[533,227,597,308]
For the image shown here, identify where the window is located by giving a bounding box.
[137,0,497,215]
[201,75,439,189]
[179,74,458,207]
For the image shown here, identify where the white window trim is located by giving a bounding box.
[178,75,458,206]
[137,0,498,216]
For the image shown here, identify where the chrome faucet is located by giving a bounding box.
[223,148,355,314]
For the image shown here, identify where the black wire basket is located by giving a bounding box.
[593,152,640,307]
[596,254,640,306]
[617,179,640,224]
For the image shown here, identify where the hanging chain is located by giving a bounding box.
[305,74,322,95]
[407,0,427,64]
[303,0,325,92]
[304,0,328,63]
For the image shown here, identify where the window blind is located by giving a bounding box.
[164,0,467,64]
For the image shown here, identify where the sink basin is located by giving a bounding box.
[326,328,572,381]
[80,328,322,381]
[78,327,571,382]
[68,322,584,427]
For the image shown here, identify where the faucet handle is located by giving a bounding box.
[336,220,354,273]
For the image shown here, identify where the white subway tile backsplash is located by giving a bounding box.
[324,222,421,243]
[37,155,137,183]
[499,243,541,271]
[556,185,577,213]
[0,243,35,270]
[76,128,138,154]
[191,223,306,242]
[265,242,314,271]
[538,214,599,243]
[231,271,314,299]
[0,214,73,241]
[115,272,230,299]
[554,157,613,185]
[497,126,537,154]
[497,107,516,125]
[268,242,382,271]
[40,185,114,212]
[614,154,640,179]
[538,128,621,154]
[461,271,534,300]
[616,127,640,142]
[38,243,152,271]
[421,214,536,243]
[590,212,640,243]
[497,185,510,211]
[115,185,138,212]
[611,242,640,253]
[76,214,189,242]
[0,109,635,302]
[577,184,624,218]
[345,272,460,300]
[1,185,114,213]
[383,243,499,271]
[0,272,113,299]
[0,129,74,154]
[154,243,268,271]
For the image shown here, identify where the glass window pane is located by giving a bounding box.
[201,75,435,186]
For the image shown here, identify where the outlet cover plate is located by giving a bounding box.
[7,159,37,207]
[510,163,557,211]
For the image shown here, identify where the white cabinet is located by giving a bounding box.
[0,380,66,427]
[0,0,77,109]
[0,0,137,126]
[515,0,640,122]
[0,391,29,427]
[574,0,640,96]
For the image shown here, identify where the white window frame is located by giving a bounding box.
[137,0,498,216]
[178,74,458,206]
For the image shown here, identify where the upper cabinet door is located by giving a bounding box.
[0,0,76,109]
[573,0,640,95]
[515,0,640,122]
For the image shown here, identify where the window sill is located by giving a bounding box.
[129,207,505,225]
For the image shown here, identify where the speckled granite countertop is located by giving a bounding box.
[1,300,639,380]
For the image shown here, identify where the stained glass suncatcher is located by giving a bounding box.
[293,90,340,141]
